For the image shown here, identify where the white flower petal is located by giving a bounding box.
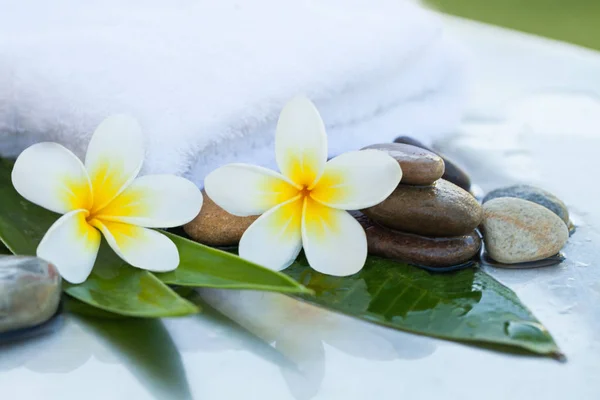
[302,198,367,276]
[37,210,101,284]
[12,142,92,214]
[90,219,179,272]
[239,196,304,271]
[310,150,401,210]
[275,96,328,187]
[204,164,299,217]
[85,115,145,213]
[94,175,203,228]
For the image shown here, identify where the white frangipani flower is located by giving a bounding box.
[205,97,401,276]
[11,115,203,284]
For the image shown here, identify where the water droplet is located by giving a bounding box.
[574,261,590,268]
[504,321,549,342]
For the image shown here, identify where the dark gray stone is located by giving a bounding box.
[482,185,569,225]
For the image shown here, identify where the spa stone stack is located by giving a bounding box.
[358,143,482,269]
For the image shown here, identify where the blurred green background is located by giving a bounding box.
[426,0,600,51]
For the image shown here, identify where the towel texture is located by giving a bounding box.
[0,0,467,186]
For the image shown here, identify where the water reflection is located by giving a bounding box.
[480,249,566,269]
[1,251,548,399]
[198,288,437,400]
[0,314,193,400]
[0,288,440,400]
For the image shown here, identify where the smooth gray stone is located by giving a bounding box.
[482,184,569,225]
[0,256,61,333]
[481,198,569,264]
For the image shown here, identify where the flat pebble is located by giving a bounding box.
[356,214,481,268]
[394,136,471,191]
[362,179,483,237]
[362,143,444,186]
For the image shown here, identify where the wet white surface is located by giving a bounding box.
[1,16,600,400]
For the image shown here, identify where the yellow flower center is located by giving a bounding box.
[85,209,100,224]
[298,185,312,199]
[79,207,102,227]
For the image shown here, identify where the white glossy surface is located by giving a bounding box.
[1,17,600,400]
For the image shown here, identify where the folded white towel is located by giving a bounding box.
[0,0,466,186]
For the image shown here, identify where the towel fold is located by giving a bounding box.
[0,0,467,186]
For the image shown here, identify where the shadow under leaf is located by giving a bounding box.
[79,314,193,400]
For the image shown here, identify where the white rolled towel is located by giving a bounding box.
[0,0,466,186]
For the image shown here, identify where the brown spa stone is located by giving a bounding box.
[355,214,481,267]
[362,179,483,237]
[362,143,445,186]
[393,136,471,191]
[184,190,258,246]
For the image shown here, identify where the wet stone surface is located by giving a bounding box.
[0,256,61,333]
[355,213,481,268]
[362,179,483,237]
[362,143,445,186]
[184,190,258,246]
[394,135,471,191]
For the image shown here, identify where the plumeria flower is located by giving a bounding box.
[11,115,203,284]
[205,97,401,276]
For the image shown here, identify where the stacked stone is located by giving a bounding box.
[359,141,483,269]
[184,137,571,269]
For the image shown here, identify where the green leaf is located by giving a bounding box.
[285,255,562,358]
[156,233,311,295]
[63,294,130,319]
[0,159,197,318]
[63,246,200,317]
